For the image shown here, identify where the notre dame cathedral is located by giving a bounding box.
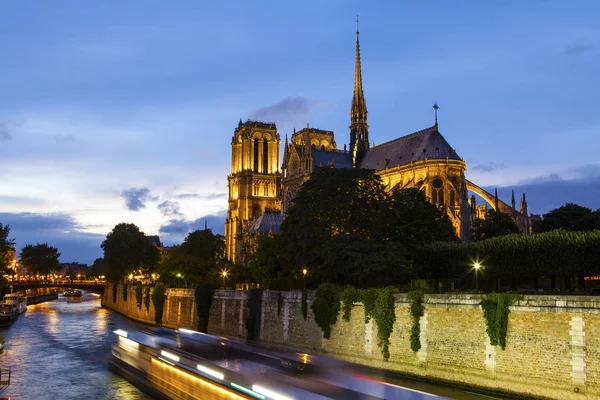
[225,27,531,265]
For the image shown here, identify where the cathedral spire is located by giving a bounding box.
[350,15,369,167]
[511,190,516,211]
[433,102,439,127]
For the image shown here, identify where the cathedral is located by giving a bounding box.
[225,26,531,265]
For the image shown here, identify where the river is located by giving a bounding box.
[0,291,152,400]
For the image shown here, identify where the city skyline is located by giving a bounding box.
[1,1,599,263]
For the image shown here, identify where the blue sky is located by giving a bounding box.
[1,1,599,264]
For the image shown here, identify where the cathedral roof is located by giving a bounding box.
[359,126,462,170]
[312,149,353,168]
[248,211,283,234]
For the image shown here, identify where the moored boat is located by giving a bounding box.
[0,304,18,327]
[65,289,84,303]
[3,293,27,314]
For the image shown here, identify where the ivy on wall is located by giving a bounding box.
[310,283,341,339]
[143,286,151,312]
[112,283,118,304]
[373,288,396,360]
[195,284,216,333]
[246,288,263,341]
[408,290,425,353]
[301,290,308,320]
[277,291,284,316]
[135,286,143,309]
[480,293,522,349]
[122,283,128,302]
[341,288,376,323]
[151,283,167,324]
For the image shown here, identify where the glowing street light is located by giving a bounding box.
[302,268,308,291]
[474,263,481,292]
[221,270,228,288]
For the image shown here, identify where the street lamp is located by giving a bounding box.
[302,268,308,291]
[474,263,481,292]
[221,270,228,288]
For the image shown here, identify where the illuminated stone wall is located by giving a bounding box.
[103,285,600,399]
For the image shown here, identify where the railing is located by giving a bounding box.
[0,367,11,392]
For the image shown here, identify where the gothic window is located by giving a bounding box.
[253,138,259,172]
[432,178,444,207]
[450,189,456,206]
[263,184,268,197]
[263,139,268,173]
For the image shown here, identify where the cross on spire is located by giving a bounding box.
[433,102,439,127]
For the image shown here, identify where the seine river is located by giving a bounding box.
[0,292,151,400]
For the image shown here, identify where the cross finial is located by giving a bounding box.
[356,15,359,35]
[433,102,439,126]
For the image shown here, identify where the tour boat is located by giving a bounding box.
[65,289,84,303]
[3,293,27,314]
[0,304,19,327]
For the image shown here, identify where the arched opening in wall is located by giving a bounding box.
[263,138,268,173]
[450,189,456,207]
[253,138,259,172]
[321,145,325,150]
[311,144,316,150]
[432,178,444,207]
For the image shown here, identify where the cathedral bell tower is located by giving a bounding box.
[225,120,281,264]
[350,16,369,167]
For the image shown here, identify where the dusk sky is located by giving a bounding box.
[1,1,599,264]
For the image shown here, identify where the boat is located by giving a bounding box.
[0,304,18,327]
[3,293,27,314]
[65,289,84,303]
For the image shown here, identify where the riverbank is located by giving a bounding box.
[103,284,600,400]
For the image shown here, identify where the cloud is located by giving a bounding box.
[174,192,227,200]
[471,162,504,173]
[0,123,12,142]
[157,200,182,217]
[565,40,594,56]
[121,187,158,211]
[159,211,226,243]
[250,96,312,123]
[0,212,104,264]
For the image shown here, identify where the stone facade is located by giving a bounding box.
[103,285,600,399]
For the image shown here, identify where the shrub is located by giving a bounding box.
[143,286,151,312]
[311,283,341,339]
[135,285,143,309]
[195,284,216,333]
[246,288,263,340]
[151,284,167,324]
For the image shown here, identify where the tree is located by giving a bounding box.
[533,203,600,233]
[20,243,61,275]
[89,258,105,278]
[158,229,225,286]
[0,224,15,273]
[247,234,287,285]
[101,223,160,281]
[281,167,387,278]
[377,187,457,251]
[471,210,520,241]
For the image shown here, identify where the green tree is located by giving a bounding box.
[533,203,600,233]
[89,258,105,278]
[471,210,520,241]
[158,229,224,286]
[20,243,61,275]
[281,167,387,280]
[247,234,287,285]
[101,223,160,281]
[0,224,15,273]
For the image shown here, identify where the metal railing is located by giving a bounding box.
[0,367,11,392]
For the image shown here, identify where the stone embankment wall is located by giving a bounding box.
[103,284,600,400]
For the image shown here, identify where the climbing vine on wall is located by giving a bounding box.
[480,293,522,350]
[277,291,284,316]
[311,283,341,339]
[122,283,128,302]
[195,284,216,333]
[143,286,151,312]
[112,283,118,304]
[301,290,308,320]
[373,288,396,361]
[151,283,167,324]
[341,288,376,323]
[135,285,143,309]
[246,288,263,341]
[408,290,425,353]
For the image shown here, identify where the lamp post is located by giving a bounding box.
[221,270,228,289]
[474,263,481,292]
[302,268,308,291]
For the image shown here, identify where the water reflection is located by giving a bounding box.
[0,292,151,399]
